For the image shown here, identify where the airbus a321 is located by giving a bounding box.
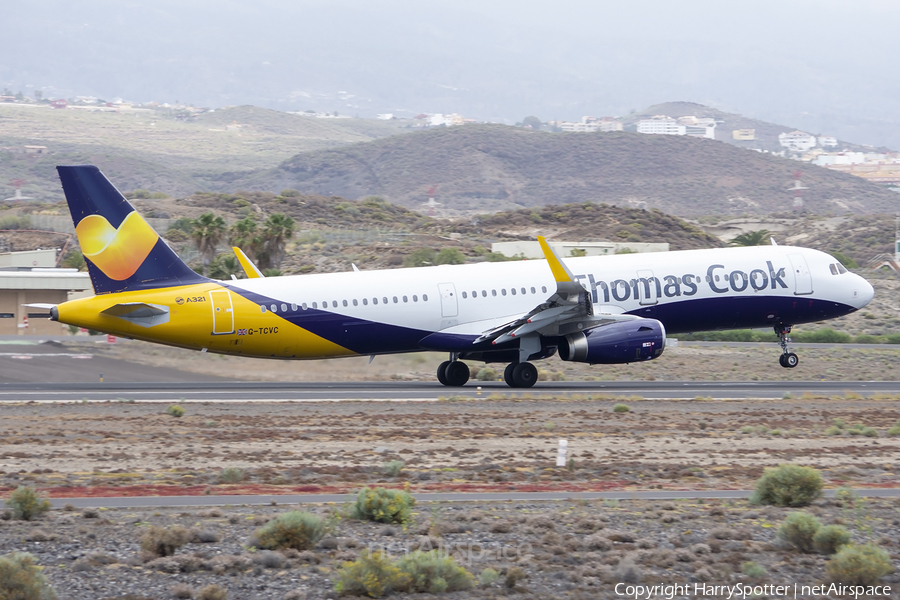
[41,166,875,387]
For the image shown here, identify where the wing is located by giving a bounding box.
[475,236,638,346]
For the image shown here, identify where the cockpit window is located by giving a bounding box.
[836,262,848,274]
[829,264,839,275]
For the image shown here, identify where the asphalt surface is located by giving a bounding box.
[1,379,899,402]
[48,488,900,509]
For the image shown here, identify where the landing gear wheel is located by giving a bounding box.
[775,324,799,369]
[504,363,517,387]
[512,362,538,388]
[436,361,451,385]
[778,354,787,368]
[784,353,799,368]
[444,361,470,386]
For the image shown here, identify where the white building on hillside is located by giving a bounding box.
[818,136,838,148]
[779,131,817,152]
[637,116,682,135]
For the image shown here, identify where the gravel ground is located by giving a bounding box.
[4,496,900,599]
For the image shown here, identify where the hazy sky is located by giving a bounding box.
[4,0,900,147]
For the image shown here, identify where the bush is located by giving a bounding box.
[777,512,821,553]
[613,403,630,413]
[171,583,194,599]
[741,561,767,578]
[196,584,228,600]
[825,544,893,585]
[395,551,473,593]
[476,367,497,381]
[505,566,527,589]
[166,404,185,418]
[350,487,415,524]
[5,486,51,521]
[141,525,189,557]
[813,525,851,555]
[383,460,405,477]
[219,467,244,484]
[254,511,326,551]
[0,552,56,599]
[479,567,500,587]
[750,464,823,507]
[334,550,408,597]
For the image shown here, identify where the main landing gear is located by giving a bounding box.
[437,357,470,387]
[436,357,539,388]
[504,362,538,388]
[776,325,799,368]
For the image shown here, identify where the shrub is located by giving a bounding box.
[383,460,405,477]
[813,524,851,555]
[476,367,497,381]
[741,561,767,578]
[777,512,821,553]
[350,487,415,524]
[750,464,823,507]
[334,550,408,597]
[5,486,51,521]
[171,583,194,599]
[888,422,900,437]
[395,551,473,594]
[479,567,500,587]
[219,467,244,484]
[824,425,842,436]
[505,566,527,589]
[0,552,56,599]
[861,427,878,438]
[825,544,893,585]
[613,403,630,413]
[141,525,189,557]
[254,511,326,551]
[196,584,228,600]
[166,404,185,418]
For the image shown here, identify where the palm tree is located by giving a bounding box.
[190,213,226,276]
[260,213,295,270]
[728,229,771,247]
[228,217,262,261]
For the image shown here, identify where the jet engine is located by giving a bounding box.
[558,318,666,364]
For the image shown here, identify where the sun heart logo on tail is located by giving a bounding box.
[75,212,159,280]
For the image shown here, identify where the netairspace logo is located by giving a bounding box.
[614,582,893,599]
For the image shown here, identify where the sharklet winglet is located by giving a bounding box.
[232,246,264,278]
[537,236,575,283]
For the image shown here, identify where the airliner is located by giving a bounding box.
[41,166,875,387]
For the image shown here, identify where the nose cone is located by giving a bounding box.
[851,274,875,309]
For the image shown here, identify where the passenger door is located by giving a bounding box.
[787,254,813,295]
[209,290,235,334]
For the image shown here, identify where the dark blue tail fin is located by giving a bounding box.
[57,165,206,294]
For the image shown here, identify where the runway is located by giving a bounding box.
[1,379,898,402]
[48,487,900,509]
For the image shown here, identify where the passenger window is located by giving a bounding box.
[403,296,408,302]
[542,286,547,293]
[373,298,378,305]
[501,289,507,296]
[363,298,368,306]
[423,294,428,301]
[393,296,398,303]
[301,303,308,310]
[261,305,268,313]
[530,287,536,294]
[413,295,418,302]
[312,302,318,309]
[353,299,358,306]
[343,300,348,307]
[383,297,388,304]
[521,287,526,294]
[271,304,277,312]
[281,303,288,312]
[511,288,516,295]
[482,290,487,297]
[492,289,497,296]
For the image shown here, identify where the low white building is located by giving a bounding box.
[491,241,668,259]
[779,131,817,152]
[818,136,838,148]
[637,116,682,135]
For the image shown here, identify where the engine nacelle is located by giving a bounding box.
[558,318,666,364]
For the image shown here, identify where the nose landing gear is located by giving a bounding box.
[776,325,799,368]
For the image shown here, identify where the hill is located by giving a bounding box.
[622,101,890,153]
[0,104,407,202]
[232,124,900,217]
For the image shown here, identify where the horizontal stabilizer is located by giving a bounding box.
[101,302,170,328]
